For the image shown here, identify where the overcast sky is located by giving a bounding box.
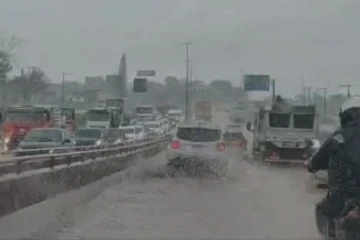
[1,0,359,96]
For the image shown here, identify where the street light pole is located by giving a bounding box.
[304,86,313,105]
[339,84,353,98]
[317,87,327,116]
[183,41,192,121]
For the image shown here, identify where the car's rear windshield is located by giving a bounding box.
[176,127,221,142]
[107,130,124,138]
[119,128,134,134]
[293,114,315,129]
[223,132,245,140]
[75,129,102,138]
[269,113,291,128]
[24,129,62,142]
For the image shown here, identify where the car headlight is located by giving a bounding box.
[95,140,101,146]
[49,149,54,154]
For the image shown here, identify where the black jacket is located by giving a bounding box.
[308,122,360,193]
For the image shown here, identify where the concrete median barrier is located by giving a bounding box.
[0,138,166,218]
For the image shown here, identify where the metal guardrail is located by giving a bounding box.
[0,135,164,156]
[0,135,168,176]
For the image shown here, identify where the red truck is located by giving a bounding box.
[1,105,75,151]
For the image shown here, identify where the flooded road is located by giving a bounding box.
[2,111,325,239]
[30,152,322,239]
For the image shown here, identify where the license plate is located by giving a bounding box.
[191,144,204,149]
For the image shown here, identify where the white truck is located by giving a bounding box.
[135,104,157,122]
[85,98,124,128]
[246,100,319,164]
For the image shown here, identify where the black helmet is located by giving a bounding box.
[339,96,360,128]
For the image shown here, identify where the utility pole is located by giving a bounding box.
[183,41,192,121]
[189,65,193,113]
[317,87,327,116]
[61,72,70,106]
[339,84,353,98]
[271,79,276,104]
[26,66,38,103]
[193,68,197,103]
[304,86,312,105]
[301,74,306,105]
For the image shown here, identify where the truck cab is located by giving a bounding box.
[247,103,319,163]
[136,104,157,121]
[2,105,62,151]
[85,98,124,129]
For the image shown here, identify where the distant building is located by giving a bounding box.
[105,74,120,98]
[118,54,127,98]
[85,76,104,91]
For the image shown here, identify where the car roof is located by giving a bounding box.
[145,121,160,124]
[31,127,63,131]
[224,128,243,133]
[168,109,182,113]
[77,128,103,131]
[137,104,153,108]
[177,121,221,130]
[119,126,135,129]
[226,124,241,128]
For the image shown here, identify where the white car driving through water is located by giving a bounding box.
[118,126,145,140]
[166,121,228,175]
[144,121,164,136]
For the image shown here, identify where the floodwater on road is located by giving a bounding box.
[1,111,326,239]
[29,151,323,239]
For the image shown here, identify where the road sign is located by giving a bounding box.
[244,75,270,91]
[136,70,156,77]
[133,78,147,93]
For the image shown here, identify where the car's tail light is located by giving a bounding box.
[217,142,226,152]
[270,151,279,158]
[171,140,180,149]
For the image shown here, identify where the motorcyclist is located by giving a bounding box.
[305,96,360,236]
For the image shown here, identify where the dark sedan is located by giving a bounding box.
[15,128,75,156]
[74,128,107,147]
[106,128,126,145]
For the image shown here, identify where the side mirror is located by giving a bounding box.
[246,122,253,132]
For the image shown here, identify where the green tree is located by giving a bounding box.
[10,67,50,102]
[0,33,19,106]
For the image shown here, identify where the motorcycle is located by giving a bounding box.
[304,160,360,239]
[319,204,360,240]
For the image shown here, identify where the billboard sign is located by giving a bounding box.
[243,75,270,91]
[136,70,156,77]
